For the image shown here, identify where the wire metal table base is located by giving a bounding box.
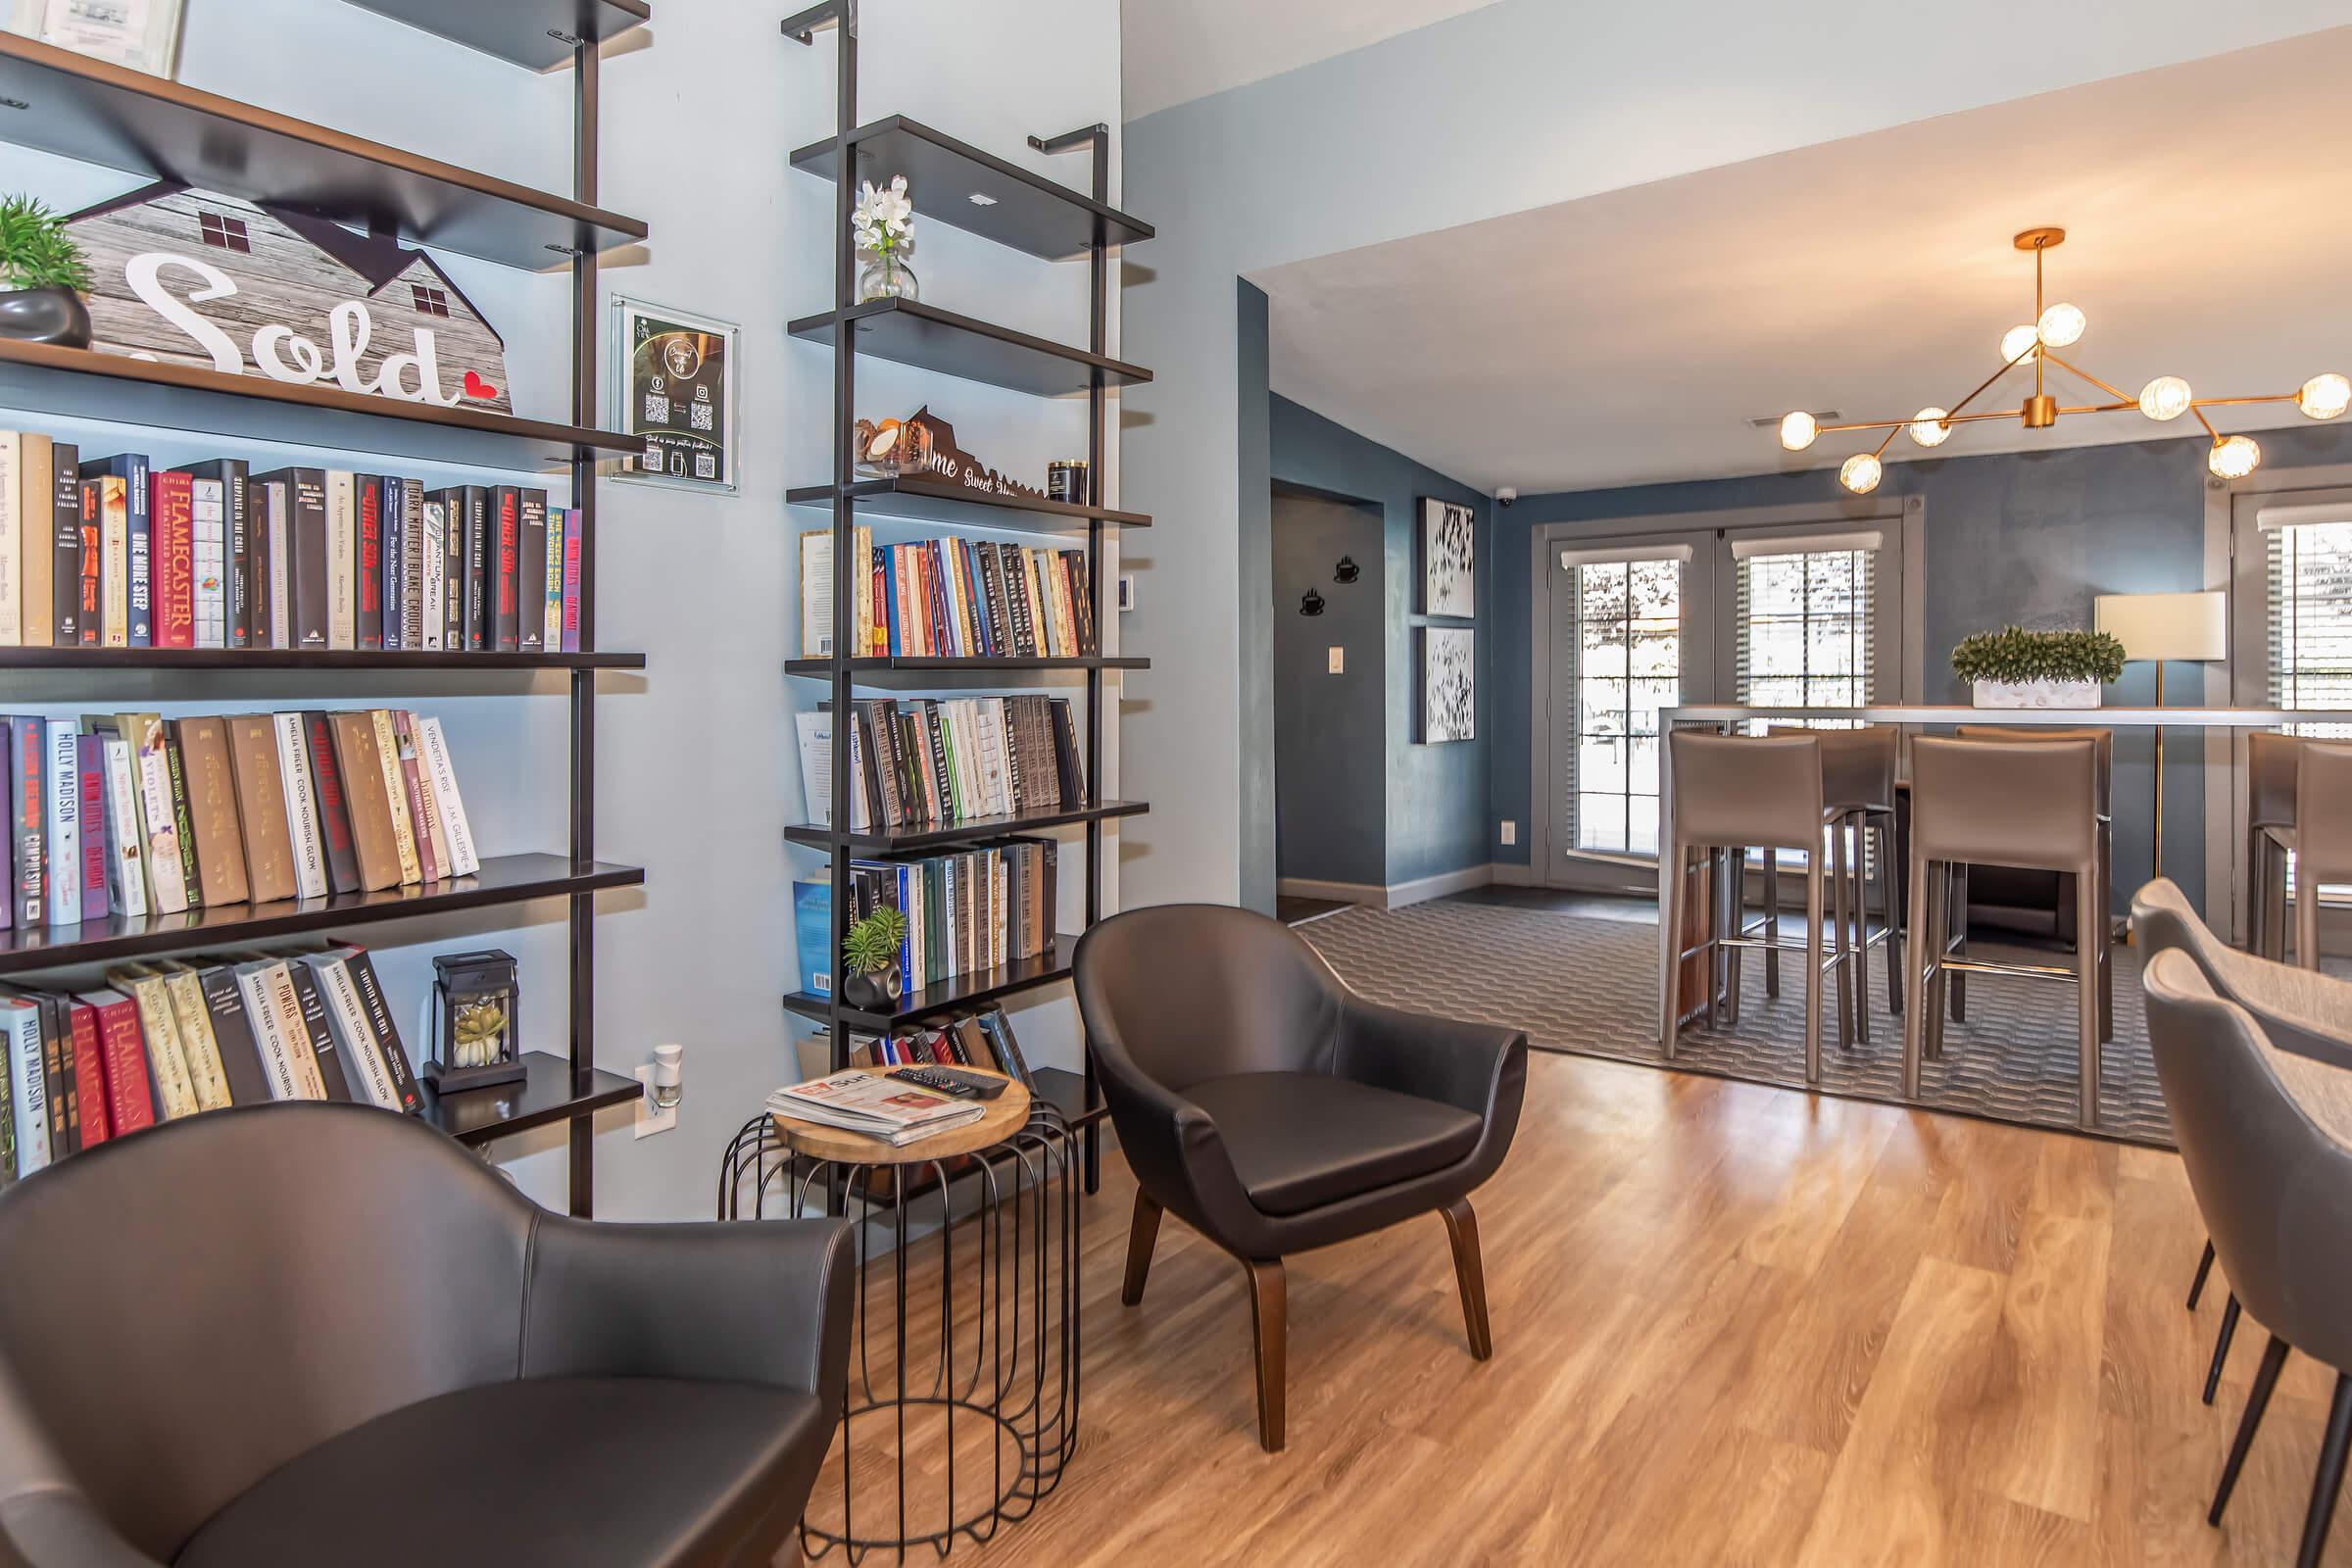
[718,1102,1081,1562]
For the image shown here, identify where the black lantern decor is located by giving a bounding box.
[425,950,525,1093]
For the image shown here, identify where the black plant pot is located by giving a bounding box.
[0,287,90,349]
[840,962,904,1011]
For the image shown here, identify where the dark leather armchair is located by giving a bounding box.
[0,1102,854,1567]
[1073,904,1526,1451]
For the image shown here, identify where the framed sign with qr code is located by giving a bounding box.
[612,296,738,493]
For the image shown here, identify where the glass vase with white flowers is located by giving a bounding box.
[852,174,918,304]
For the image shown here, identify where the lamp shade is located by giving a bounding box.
[2093,590,2227,662]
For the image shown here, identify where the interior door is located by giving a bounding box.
[1545,532,1719,888]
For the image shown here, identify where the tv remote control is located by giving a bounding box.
[890,1066,1010,1101]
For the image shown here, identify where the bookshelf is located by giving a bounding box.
[785,1,1150,1190]
[0,16,647,1214]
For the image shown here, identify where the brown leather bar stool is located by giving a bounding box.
[1905,735,2105,1128]
[1954,723,2115,1043]
[2248,731,2299,960]
[2294,740,2352,971]
[1663,731,1840,1084]
[1768,725,1902,1042]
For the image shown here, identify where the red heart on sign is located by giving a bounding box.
[462,370,499,401]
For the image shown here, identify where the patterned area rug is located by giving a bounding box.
[1298,899,2176,1146]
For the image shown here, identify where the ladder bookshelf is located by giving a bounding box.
[780,0,1152,1191]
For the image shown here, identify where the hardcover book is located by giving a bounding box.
[118,712,187,915]
[1,996,48,1177]
[419,496,447,653]
[188,476,225,650]
[367,709,420,886]
[224,714,295,905]
[299,952,398,1110]
[78,469,129,647]
[487,485,520,652]
[149,467,194,650]
[105,966,198,1120]
[326,711,401,893]
[324,470,356,651]
[459,485,487,650]
[0,433,18,647]
[159,726,202,909]
[300,710,362,896]
[272,711,328,901]
[169,715,249,907]
[16,435,50,647]
[354,472,383,651]
[74,734,105,923]
[174,459,249,647]
[414,716,477,876]
[561,507,583,653]
[195,963,270,1106]
[43,719,79,926]
[154,964,232,1112]
[391,711,441,883]
[399,478,424,652]
[46,440,79,649]
[92,728,145,919]
[335,947,421,1113]
[74,989,152,1139]
[283,960,354,1102]
[517,488,548,653]
[233,959,315,1100]
[252,467,328,650]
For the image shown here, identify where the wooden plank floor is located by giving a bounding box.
[802,1050,2351,1565]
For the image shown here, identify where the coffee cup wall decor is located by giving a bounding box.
[64,182,514,414]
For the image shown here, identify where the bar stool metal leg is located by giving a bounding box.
[1902,846,1934,1100]
[1762,848,1781,1000]
[1830,818,1854,1050]
[2076,862,2103,1130]
[1662,842,1687,1060]
[1803,854,1826,1086]
[1947,863,1969,1024]
[1723,846,1743,1029]
[1848,810,1872,1046]
[1878,817,1903,1014]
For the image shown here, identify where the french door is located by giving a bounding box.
[1542,520,1899,889]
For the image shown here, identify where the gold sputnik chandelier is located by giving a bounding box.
[1777,226,2351,493]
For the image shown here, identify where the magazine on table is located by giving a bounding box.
[767,1069,986,1146]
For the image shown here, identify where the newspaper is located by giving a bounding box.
[768,1069,986,1147]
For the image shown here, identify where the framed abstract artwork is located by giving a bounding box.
[1417,497,1476,618]
[1416,626,1475,743]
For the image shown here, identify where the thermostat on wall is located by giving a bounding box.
[1118,574,1136,612]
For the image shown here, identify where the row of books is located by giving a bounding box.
[797,1005,1039,1086]
[0,437,584,654]
[800,527,1099,661]
[795,695,1089,834]
[794,837,1059,998]
[5,709,478,930]
[0,943,420,1183]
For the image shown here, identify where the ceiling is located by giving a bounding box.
[1254,27,2352,496]
[1120,0,1504,122]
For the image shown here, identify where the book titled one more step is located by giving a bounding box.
[0,437,585,656]
[766,1068,986,1147]
[2,709,477,929]
[0,940,421,1184]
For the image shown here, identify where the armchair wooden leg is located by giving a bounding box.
[1247,1258,1286,1452]
[1122,1193,1162,1307]
[1441,1197,1493,1360]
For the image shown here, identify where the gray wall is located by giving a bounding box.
[1269,396,1490,888]
[1271,493,1385,887]
[1492,423,2352,912]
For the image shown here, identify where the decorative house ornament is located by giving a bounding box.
[1777,226,2350,491]
[1418,497,1475,617]
[1416,625,1476,743]
[64,183,514,412]
[853,407,1047,502]
[612,295,737,491]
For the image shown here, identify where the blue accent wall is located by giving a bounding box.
[1270,394,1492,887]
[1273,492,1388,885]
[1492,423,2352,913]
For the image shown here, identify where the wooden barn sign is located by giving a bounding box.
[64,182,514,414]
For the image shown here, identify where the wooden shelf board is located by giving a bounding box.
[788,299,1150,398]
[0,33,645,270]
[785,800,1147,853]
[789,116,1152,262]
[0,646,644,672]
[422,1052,644,1147]
[0,339,636,470]
[787,477,1149,533]
[341,0,651,70]
[0,855,643,974]
[782,933,1079,1028]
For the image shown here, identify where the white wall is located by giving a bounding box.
[0,0,1123,1221]
[1117,0,2351,910]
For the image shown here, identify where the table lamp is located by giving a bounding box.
[2095,590,2227,881]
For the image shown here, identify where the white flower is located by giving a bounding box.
[852,174,915,255]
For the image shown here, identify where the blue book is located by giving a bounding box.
[793,876,833,997]
[881,547,901,657]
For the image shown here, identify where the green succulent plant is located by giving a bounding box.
[1950,626,2126,686]
[842,906,907,976]
[0,198,90,295]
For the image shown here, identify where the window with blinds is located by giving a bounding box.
[1566,554,1683,857]
[2267,518,2352,733]
[1735,543,1875,713]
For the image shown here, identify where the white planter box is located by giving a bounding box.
[1971,679,2101,710]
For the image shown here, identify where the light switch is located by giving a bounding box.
[1500,820,1517,846]
[1328,646,1345,674]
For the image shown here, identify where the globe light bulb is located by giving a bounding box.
[1907,408,1953,448]
[2138,375,2193,421]
[1838,453,1883,495]
[2299,372,2351,420]
[2208,434,2261,480]
[2000,324,2040,364]
[2035,302,2086,348]
[1779,410,1819,451]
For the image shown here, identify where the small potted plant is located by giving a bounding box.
[1950,625,2125,709]
[0,197,93,349]
[852,174,917,303]
[840,905,907,1010]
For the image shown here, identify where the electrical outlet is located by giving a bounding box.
[1499,819,1517,846]
[1328,646,1345,674]
[631,1064,676,1138]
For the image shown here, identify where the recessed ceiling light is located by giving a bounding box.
[969,193,998,207]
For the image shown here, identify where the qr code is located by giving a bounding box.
[695,454,717,479]
[644,393,670,423]
[689,402,713,432]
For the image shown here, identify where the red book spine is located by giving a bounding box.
[67,1003,108,1148]
[357,479,383,648]
[561,523,582,652]
[151,471,195,649]
[92,996,152,1138]
[76,739,105,922]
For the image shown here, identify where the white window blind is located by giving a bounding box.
[1565,556,1681,857]
[1734,541,1877,713]
[2266,518,2352,731]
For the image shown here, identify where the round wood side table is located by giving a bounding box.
[717,1071,1080,1562]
